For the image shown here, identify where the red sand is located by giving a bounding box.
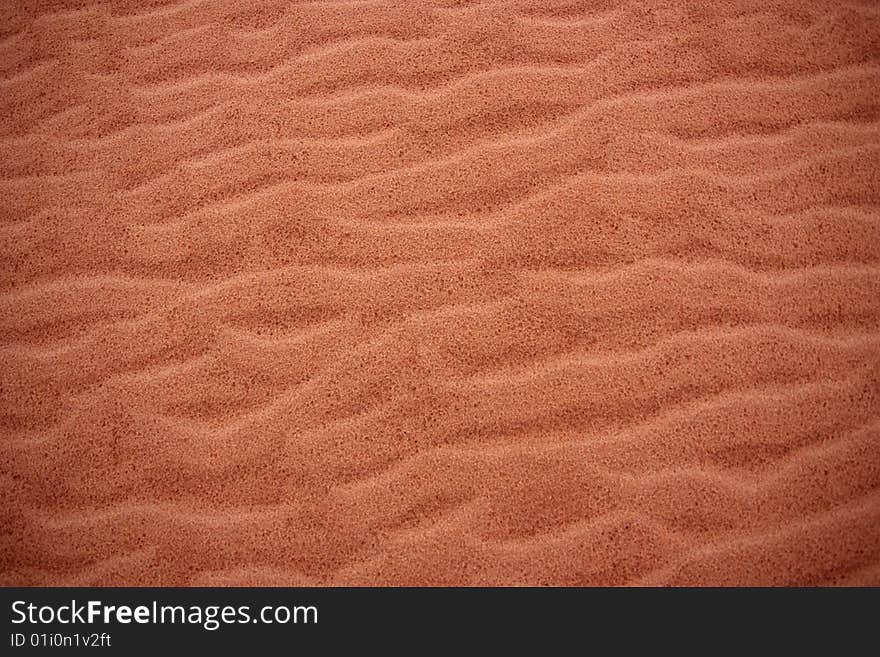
[1,0,879,586]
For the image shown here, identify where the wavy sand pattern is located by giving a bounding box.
[1,0,880,586]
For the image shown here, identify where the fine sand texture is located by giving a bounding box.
[2,0,880,586]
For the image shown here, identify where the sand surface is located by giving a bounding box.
[1,0,879,586]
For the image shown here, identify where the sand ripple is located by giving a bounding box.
[1,0,879,586]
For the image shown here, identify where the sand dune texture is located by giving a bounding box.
[2,0,880,587]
